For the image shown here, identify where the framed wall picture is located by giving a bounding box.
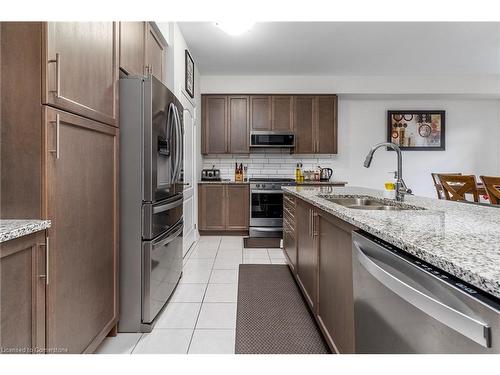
[387,110,445,151]
[185,50,195,98]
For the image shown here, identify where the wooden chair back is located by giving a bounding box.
[480,176,500,205]
[431,173,462,199]
[438,174,479,202]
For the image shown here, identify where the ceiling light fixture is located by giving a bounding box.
[215,21,255,36]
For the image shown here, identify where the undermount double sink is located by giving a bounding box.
[321,195,424,211]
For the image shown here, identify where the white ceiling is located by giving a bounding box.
[178,22,500,76]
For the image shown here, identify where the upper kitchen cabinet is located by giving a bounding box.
[202,95,228,154]
[294,96,316,153]
[145,23,166,82]
[250,96,272,131]
[316,96,338,154]
[228,96,250,153]
[43,22,119,127]
[294,95,338,154]
[119,22,146,76]
[272,95,294,131]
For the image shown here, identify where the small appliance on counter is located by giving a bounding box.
[319,166,333,181]
[201,166,221,181]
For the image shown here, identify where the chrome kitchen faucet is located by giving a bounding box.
[364,142,412,201]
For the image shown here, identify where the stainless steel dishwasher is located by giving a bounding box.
[352,231,500,353]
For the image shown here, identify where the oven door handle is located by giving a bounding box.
[153,196,183,214]
[251,189,283,194]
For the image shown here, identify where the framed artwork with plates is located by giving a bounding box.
[387,110,445,151]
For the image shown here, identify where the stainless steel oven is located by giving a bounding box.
[249,178,294,238]
[142,195,183,239]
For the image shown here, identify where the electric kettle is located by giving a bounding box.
[319,167,333,182]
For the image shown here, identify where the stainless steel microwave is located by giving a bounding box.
[250,131,295,148]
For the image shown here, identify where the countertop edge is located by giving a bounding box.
[0,220,51,243]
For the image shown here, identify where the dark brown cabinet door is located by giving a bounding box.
[119,22,145,76]
[199,184,226,230]
[317,215,355,353]
[43,22,119,127]
[317,96,338,154]
[44,107,118,353]
[250,96,272,131]
[272,96,293,131]
[145,23,165,82]
[202,96,227,154]
[294,96,316,153]
[296,201,318,310]
[226,184,249,230]
[0,232,46,354]
[228,96,249,154]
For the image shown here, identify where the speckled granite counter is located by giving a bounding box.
[0,220,51,243]
[282,185,500,299]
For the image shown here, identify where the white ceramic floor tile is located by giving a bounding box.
[209,269,239,284]
[270,258,287,265]
[213,258,242,270]
[198,236,221,244]
[132,329,192,354]
[179,267,212,283]
[155,302,201,329]
[268,249,286,259]
[196,303,237,329]
[243,258,271,264]
[188,330,235,354]
[215,251,242,261]
[204,284,238,303]
[193,242,220,251]
[218,243,243,251]
[169,284,207,303]
[189,247,218,259]
[184,258,215,270]
[243,249,268,258]
[243,253,270,261]
[94,333,142,354]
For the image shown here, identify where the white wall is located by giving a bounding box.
[201,76,500,197]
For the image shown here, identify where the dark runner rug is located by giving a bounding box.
[235,264,330,354]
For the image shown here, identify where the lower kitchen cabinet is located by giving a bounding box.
[288,196,356,354]
[296,200,318,310]
[198,183,249,233]
[317,214,355,354]
[0,231,47,354]
[44,107,119,354]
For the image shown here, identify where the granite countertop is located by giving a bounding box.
[198,180,250,184]
[282,185,500,299]
[0,220,51,243]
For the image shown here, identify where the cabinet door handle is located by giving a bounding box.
[48,53,61,98]
[49,113,60,159]
[40,236,50,285]
[312,212,318,237]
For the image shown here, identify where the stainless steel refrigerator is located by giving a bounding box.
[119,75,184,332]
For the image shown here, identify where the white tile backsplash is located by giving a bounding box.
[202,150,336,180]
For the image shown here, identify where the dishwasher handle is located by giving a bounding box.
[352,235,491,348]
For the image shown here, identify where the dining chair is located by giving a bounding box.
[431,172,462,200]
[480,176,500,205]
[438,174,480,202]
